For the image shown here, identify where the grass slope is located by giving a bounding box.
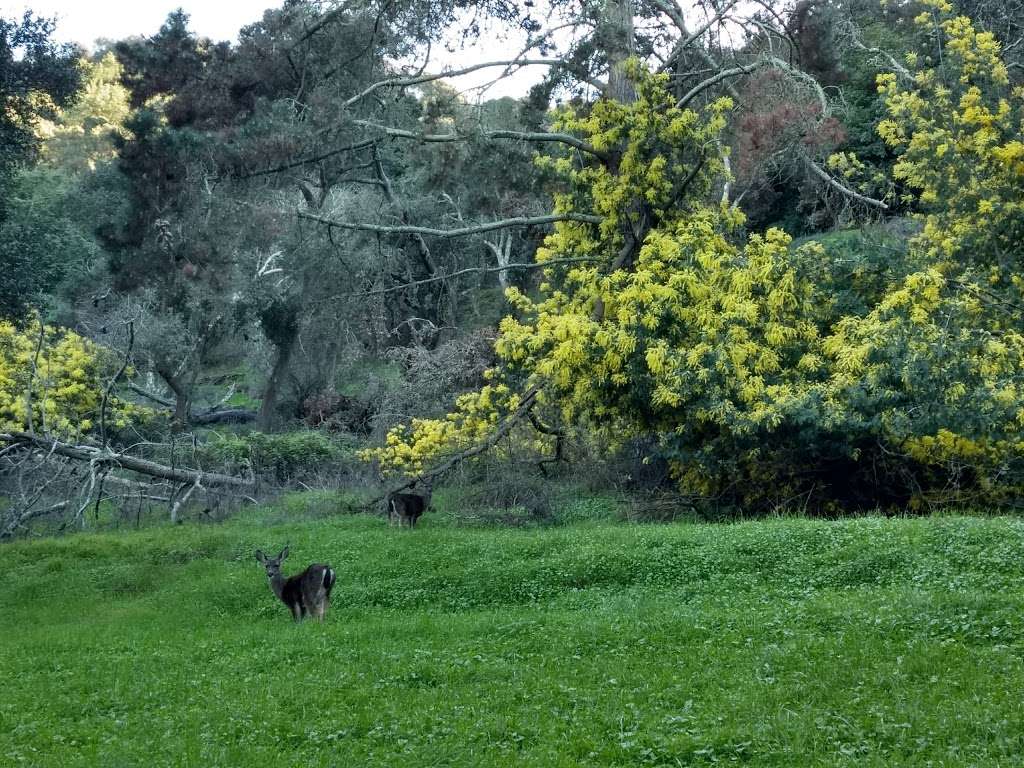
[2,513,1024,766]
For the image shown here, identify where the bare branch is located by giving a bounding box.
[0,432,254,488]
[344,59,562,108]
[677,59,767,109]
[348,257,606,296]
[354,120,609,159]
[236,139,376,180]
[677,0,741,50]
[170,477,202,524]
[129,382,174,408]
[1,501,68,540]
[298,211,602,238]
[294,0,357,46]
[802,153,889,210]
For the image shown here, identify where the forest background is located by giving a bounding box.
[2,0,1023,535]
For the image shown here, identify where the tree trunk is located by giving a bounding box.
[604,0,637,105]
[157,367,191,431]
[258,329,298,431]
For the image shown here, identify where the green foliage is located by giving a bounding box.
[824,2,1024,506]
[0,168,103,320]
[3,514,1024,765]
[112,9,212,112]
[201,430,351,482]
[0,11,82,219]
[37,52,131,173]
[371,24,1024,512]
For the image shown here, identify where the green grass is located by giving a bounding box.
[3,511,1024,766]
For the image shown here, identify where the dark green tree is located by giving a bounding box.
[0,11,82,318]
[0,11,81,219]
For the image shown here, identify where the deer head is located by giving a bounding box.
[255,545,289,582]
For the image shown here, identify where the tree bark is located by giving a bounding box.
[603,0,637,105]
[258,326,298,431]
[0,432,254,488]
[157,367,191,432]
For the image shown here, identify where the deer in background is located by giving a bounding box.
[255,546,336,622]
[386,481,432,528]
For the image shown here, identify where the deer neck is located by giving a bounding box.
[268,573,286,601]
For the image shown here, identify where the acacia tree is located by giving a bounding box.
[363,0,1024,511]
[821,0,1024,506]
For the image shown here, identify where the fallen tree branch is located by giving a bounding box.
[170,476,203,524]
[189,408,258,425]
[129,382,174,408]
[299,211,602,238]
[0,432,254,488]
[1,501,68,540]
[127,383,257,425]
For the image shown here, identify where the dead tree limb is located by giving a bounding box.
[129,383,174,407]
[353,120,608,159]
[299,211,602,238]
[346,257,605,296]
[344,59,562,108]
[170,476,203,524]
[127,383,257,425]
[802,153,890,211]
[1,501,68,540]
[0,432,254,488]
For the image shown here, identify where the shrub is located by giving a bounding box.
[200,430,353,484]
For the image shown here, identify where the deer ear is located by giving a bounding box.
[255,550,266,564]
[279,545,290,560]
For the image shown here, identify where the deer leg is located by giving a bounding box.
[290,601,303,622]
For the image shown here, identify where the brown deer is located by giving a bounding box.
[255,546,336,622]
[386,482,432,528]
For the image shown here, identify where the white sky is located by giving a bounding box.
[0,0,543,98]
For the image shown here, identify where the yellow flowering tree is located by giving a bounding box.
[0,320,140,437]
[818,0,1024,505]
[370,14,1024,510]
[368,68,833,502]
[876,5,1024,271]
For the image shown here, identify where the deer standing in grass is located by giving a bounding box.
[255,546,336,622]
[386,481,432,528]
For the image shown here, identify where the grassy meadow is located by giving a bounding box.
[2,504,1024,766]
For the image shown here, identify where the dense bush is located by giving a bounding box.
[199,430,357,484]
[0,320,141,436]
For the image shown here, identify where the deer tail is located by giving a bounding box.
[323,567,336,596]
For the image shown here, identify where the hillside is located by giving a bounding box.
[3,512,1024,766]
